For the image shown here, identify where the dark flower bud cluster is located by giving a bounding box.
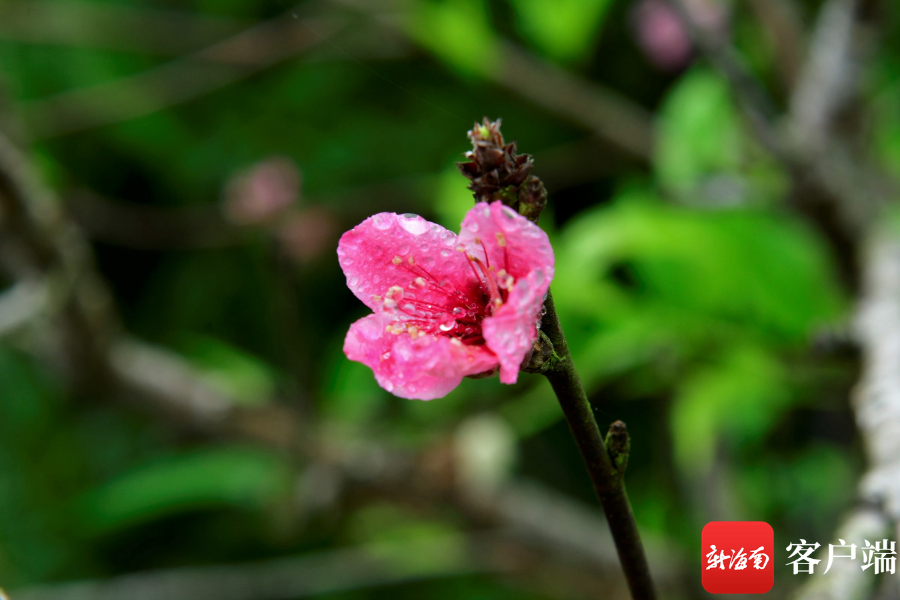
[456,118,547,224]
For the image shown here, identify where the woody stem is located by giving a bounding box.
[540,290,657,600]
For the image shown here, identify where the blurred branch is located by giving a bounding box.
[792,508,890,600]
[665,0,784,157]
[747,0,805,90]
[11,533,516,600]
[333,0,655,160]
[0,0,249,57]
[67,189,247,250]
[854,233,900,521]
[494,42,655,159]
[788,0,859,151]
[18,9,344,140]
[0,126,304,450]
[791,231,900,600]
[667,0,889,289]
[0,279,49,337]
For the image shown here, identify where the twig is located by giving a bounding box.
[540,291,657,600]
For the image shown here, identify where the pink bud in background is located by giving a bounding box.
[632,0,727,72]
[633,0,693,71]
[223,156,300,225]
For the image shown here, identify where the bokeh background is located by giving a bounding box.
[0,0,897,598]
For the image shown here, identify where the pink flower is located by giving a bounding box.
[338,201,555,400]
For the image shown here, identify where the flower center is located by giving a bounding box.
[373,243,514,345]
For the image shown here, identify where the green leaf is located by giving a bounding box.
[406,0,500,78]
[77,447,291,535]
[669,344,791,474]
[655,68,743,193]
[510,0,613,63]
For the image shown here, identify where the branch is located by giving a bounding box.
[10,533,516,600]
[854,233,900,519]
[0,0,248,57]
[791,231,900,600]
[540,292,657,600]
[332,0,655,160]
[18,9,344,139]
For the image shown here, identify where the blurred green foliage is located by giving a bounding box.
[0,0,884,597]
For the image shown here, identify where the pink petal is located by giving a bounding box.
[337,212,477,311]
[483,269,552,383]
[344,313,498,400]
[460,202,555,384]
[458,202,555,281]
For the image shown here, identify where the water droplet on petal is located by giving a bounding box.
[439,322,454,332]
[466,220,480,233]
[372,214,392,230]
[349,276,359,287]
[398,213,429,235]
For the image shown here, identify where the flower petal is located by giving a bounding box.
[458,201,555,280]
[482,269,552,384]
[337,212,477,311]
[344,313,498,400]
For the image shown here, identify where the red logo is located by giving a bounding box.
[702,521,774,594]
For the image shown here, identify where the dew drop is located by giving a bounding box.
[372,214,393,230]
[440,249,451,257]
[452,307,466,316]
[439,322,455,332]
[398,213,429,235]
[466,220,480,233]
[399,244,410,255]
[349,276,359,288]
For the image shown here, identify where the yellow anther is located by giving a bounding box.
[392,256,403,265]
[495,232,507,247]
[408,256,415,265]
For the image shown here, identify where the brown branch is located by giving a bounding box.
[540,292,657,600]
